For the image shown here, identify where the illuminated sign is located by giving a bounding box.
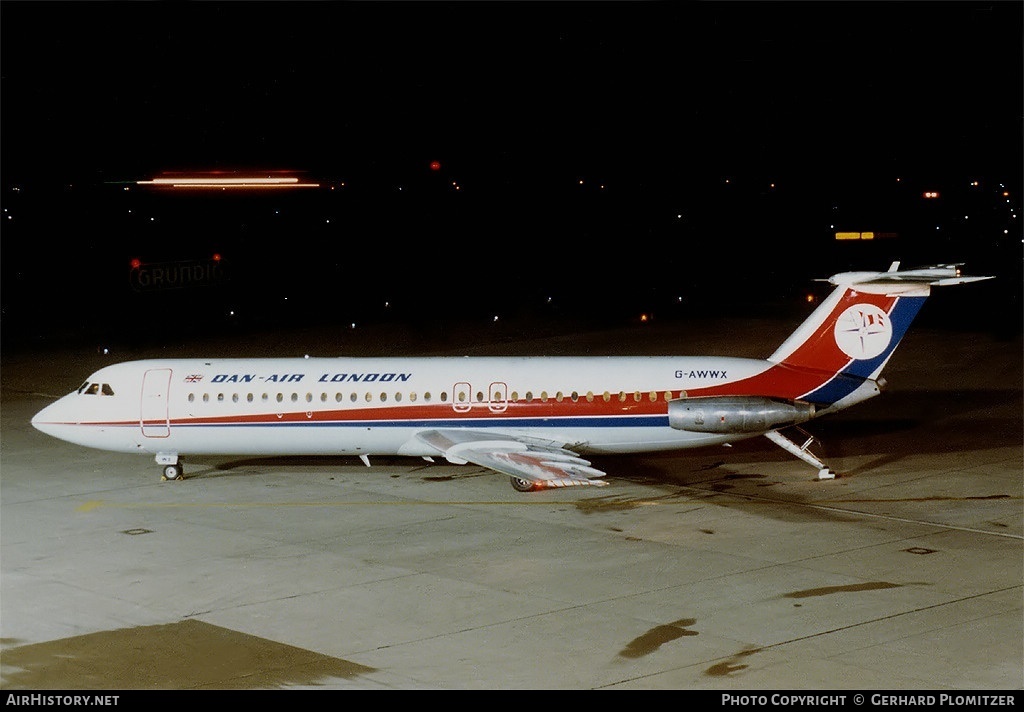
[835,231,898,241]
[130,258,226,291]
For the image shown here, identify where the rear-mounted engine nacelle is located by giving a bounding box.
[668,396,815,434]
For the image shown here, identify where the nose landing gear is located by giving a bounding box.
[156,453,184,481]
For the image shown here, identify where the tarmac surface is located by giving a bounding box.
[1,313,1021,690]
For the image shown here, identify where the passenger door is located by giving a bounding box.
[141,368,172,438]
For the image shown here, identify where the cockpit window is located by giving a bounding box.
[101,383,114,396]
[79,382,115,396]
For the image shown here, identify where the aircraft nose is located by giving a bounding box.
[31,401,64,436]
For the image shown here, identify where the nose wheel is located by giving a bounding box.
[161,463,184,481]
[156,453,184,481]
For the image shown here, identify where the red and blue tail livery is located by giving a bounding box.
[31,263,993,490]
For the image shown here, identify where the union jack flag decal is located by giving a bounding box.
[184,374,204,383]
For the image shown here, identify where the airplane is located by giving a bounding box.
[31,262,993,491]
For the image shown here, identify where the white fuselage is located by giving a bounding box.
[33,355,800,459]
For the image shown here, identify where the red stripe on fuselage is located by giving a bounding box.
[682,362,836,401]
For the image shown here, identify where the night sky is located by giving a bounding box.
[1,1,1021,347]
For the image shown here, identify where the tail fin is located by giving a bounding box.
[766,263,993,408]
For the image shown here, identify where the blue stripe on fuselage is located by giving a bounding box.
[801,372,871,406]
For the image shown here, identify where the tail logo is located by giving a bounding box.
[834,303,892,360]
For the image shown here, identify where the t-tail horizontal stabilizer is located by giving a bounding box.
[826,262,995,288]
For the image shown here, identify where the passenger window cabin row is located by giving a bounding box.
[184,389,680,405]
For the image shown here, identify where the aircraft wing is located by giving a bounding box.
[414,429,609,489]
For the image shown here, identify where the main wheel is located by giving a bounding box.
[162,463,183,481]
[510,476,538,492]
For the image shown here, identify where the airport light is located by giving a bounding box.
[138,174,319,189]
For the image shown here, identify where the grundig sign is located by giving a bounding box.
[129,258,226,292]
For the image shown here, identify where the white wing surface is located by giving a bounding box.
[415,429,608,489]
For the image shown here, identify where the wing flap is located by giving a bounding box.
[414,429,608,489]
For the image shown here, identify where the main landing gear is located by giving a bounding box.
[510,476,540,492]
[156,453,185,481]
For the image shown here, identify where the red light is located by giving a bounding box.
[130,258,141,269]
[212,253,222,262]
[429,161,441,171]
